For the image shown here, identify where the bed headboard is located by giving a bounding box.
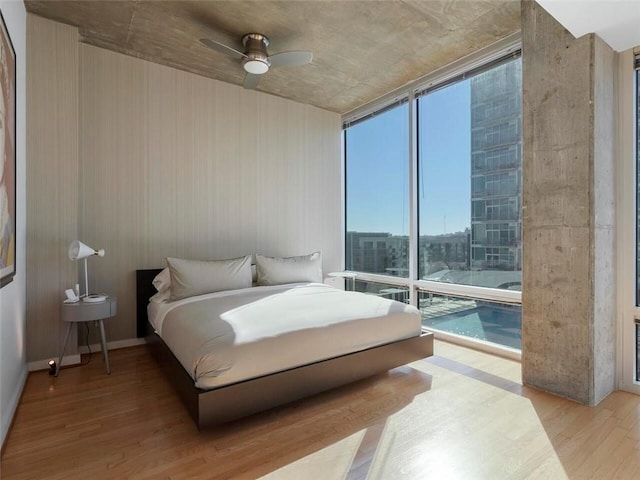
[136,269,162,338]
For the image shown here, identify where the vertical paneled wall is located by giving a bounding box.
[26,16,341,361]
[26,15,79,362]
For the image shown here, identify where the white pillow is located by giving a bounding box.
[150,288,171,303]
[167,256,252,301]
[152,268,171,292]
[256,251,322,286]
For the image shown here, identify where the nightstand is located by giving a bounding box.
[56,296,117,376]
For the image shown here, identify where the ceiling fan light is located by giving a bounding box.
[243,59,269,75]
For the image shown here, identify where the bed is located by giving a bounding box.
[136,257,433,428]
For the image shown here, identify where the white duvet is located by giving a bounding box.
[149,283,422,389]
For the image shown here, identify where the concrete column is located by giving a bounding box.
[521,0,615,405]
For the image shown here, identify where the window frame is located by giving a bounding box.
[618,48,640,394]
[342,35,523,358]
[343,101,411,278]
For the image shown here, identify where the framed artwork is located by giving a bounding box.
[0,10,15,288]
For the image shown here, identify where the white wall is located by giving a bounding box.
[0,0,26,447]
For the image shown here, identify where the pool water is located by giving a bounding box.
[422,304,522,350]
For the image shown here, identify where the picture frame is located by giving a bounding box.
[0,10,15,288]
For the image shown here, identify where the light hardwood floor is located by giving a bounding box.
[2,341,640,479]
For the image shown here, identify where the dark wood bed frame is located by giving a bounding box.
[136,269,434,429]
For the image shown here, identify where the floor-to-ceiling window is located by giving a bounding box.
[345,102,409,277]
[417,58,521,287]
[343,45,522,353]
[417,56,522,350]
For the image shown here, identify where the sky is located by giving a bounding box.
[346,80,471,236]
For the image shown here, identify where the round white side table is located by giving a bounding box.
[57,296,117,376]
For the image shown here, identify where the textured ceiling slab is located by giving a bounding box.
[25,0,520,113]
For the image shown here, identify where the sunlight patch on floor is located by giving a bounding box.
[258,430,365,480]
[258,349,569,480]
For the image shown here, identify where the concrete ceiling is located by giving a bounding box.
[24,0,521,114]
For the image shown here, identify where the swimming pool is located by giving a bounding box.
[420,296,521,350]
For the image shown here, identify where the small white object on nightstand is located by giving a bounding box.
[56,296,117,376]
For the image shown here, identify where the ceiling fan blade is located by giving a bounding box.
[200,38,246,59]
[243,73,262,89]
[268,51,313,67]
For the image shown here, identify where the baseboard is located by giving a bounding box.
[618,381,640,396]
[1,365,27,452]
[78,337,146,354]
[428,329,522,362]
[28,354,81,372]
[28,337,147,372]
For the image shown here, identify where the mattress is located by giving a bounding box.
[148,283,422,389]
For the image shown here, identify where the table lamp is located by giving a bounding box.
[68,240,107,302]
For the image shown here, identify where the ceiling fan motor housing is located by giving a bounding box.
[242,33,270,74]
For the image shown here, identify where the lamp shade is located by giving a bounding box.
[68,240,105,260]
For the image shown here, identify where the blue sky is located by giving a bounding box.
[346,80,471,236]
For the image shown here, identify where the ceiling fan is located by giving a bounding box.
[200,33,313,89]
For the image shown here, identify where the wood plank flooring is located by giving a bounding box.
[2,341,640,479]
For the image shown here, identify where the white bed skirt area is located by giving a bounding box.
[148,283,422,390]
